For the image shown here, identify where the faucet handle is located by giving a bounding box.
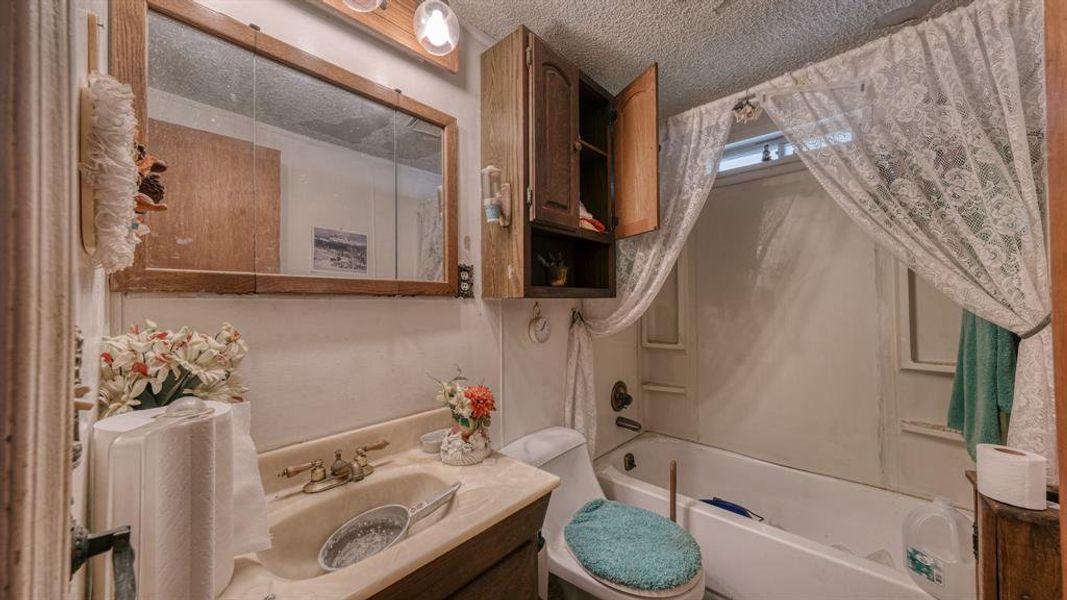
[278,459,325,481]
[352,440,389,477]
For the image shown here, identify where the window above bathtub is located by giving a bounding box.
[712,131,806,187]
[718,132,795,173]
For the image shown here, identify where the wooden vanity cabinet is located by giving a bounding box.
[481,26,660,298]
[371,493,549,600]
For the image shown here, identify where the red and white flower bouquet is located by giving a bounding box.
[431,369,496,465]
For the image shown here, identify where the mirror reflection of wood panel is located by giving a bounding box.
[145,118,280,273]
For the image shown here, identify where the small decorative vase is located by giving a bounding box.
[546,265,569,287]
[440,421,491,466]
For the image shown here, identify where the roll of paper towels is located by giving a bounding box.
[976,443,1047,510]
[92,401,270,600]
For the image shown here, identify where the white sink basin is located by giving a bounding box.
[256,470,451,580]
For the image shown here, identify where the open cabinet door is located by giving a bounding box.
[528,33,580,229]
[612,63,659,239]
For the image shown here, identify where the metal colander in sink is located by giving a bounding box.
[318,482,460,572]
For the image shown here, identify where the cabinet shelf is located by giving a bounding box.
[526,285,613,299]
[532,223,611,244]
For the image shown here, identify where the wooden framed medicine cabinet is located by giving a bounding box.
[481,26,660,299]
[109,0,458,296]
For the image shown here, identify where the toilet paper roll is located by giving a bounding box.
[976,443,1047,510]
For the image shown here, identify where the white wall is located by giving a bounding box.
[116,0,576,452]
[639,163,975,505]
[72,3,111,599]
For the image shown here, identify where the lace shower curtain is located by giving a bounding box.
[761,0,1053,479]
[564,97,736,454]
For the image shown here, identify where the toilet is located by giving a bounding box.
[501,427,706,600]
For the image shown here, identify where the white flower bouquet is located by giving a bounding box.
[98,320,249,418]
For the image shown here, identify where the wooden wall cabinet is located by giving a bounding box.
[481,27,660,299]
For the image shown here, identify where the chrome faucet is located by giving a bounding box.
[279,439,390,494]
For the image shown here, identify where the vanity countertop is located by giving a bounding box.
[220,446,559,600]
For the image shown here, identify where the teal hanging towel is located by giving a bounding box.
[947,310,1020,461]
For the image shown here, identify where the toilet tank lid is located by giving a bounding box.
[500,427,587,467]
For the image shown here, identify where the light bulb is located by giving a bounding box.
[424,10,449,47]
[414,0,459,56]
[342,0,383,12]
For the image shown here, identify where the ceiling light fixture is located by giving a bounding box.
[413,0,459,57]
[342,0,385,13]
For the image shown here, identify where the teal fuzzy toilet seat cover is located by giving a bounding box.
[563,499,702,592]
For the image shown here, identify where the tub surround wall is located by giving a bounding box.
[641,164,974,505]
[593,324,644,454]
[690,168,885,487]
[115,0,577,452]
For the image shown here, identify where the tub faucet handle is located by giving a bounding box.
[611,381,633,412]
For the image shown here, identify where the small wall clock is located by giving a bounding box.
[528,302,551,344]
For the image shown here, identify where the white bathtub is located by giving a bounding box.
[596,434,970,600]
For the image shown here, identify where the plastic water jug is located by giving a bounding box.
[902,496,975,600]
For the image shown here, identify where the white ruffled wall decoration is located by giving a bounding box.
[81,72,144,274]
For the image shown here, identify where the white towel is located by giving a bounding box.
[230,402,271,556]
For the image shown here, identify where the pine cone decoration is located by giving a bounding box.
[139,173,166,204]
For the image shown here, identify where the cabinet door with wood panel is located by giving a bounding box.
[529,35,580,229]
[613,63,660,239]
[480,26,660,299]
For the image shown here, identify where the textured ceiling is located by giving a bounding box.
[452,0,968,117]
[148,12,442,173]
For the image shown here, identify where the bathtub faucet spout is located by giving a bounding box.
[615,416,642,432]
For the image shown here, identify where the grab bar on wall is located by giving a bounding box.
[615,416,643,432]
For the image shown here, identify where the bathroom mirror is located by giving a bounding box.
[109,1,456,295]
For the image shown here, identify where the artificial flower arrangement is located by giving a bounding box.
[98,320,248,418]
[431,368,496,466]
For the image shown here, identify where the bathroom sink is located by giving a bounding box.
[256,470,451,580]
[221,426,560,600]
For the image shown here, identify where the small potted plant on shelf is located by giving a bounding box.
[538,251,569,287]
[97,320,249,418]
[431,368,496,466]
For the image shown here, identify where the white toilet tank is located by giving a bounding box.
[501,427,604,541]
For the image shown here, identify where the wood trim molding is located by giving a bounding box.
[311,0,460,75]
[109,0,459,297]
[0,0,76,595]
[1046,0,1067,595]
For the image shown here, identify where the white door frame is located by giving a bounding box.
[0,0,76,596]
